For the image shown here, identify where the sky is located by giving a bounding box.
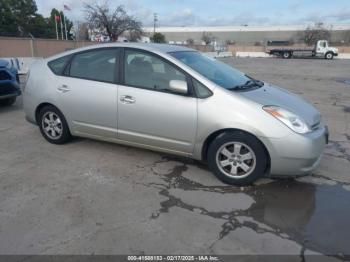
[36,0,350,27]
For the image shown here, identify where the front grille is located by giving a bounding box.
[0,70,11,81]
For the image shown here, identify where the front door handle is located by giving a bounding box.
[120,95,135,104]
[57,85,70,93]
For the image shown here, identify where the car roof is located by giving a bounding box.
[47,43,196,61]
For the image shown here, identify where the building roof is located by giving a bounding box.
[144,24,350,33]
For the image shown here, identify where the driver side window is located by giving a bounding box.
[124,49,187,94]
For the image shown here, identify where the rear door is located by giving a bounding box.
[117,48,197,154]
[56,48,120,138]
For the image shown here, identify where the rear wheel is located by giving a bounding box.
[282,52,292,59]
[0,97,16,106]
[38,105,71,144]
[207,131,268,186]
[325,52,334,60]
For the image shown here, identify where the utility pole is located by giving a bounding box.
[153,13,158,35]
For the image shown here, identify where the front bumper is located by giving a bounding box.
[259,125,328,176]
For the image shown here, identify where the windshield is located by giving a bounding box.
[170,51,260,90]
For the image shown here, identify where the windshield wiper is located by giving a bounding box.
[229,79,263,90]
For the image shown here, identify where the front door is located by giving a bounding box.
[117,49,197,154]
[317,40,328,55]
[57,48,119,138]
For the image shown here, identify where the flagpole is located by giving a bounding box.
[60,13,64,40]
[76,21,80,42]
[63,12,68,40]
[55,16,58,40]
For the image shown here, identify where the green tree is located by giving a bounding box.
[0,1,74,39]
[151,32,166,43]
[29,14,51,38]
[0,0,38,37]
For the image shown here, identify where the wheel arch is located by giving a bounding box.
[201,128,271,172]
[35,102,64,124]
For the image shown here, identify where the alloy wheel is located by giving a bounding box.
[216,142,256,178]
[42,112,63,140]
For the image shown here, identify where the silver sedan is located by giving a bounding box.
[23,43,328,185]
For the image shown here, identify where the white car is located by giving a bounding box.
[23,43,328,185]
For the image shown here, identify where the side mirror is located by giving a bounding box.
[168,80,188,94]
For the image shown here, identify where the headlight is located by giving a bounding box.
[263,105,311,134]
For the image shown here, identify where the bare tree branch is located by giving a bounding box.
[301,23,331,46]
[84,2,143,42]
[202,32,212,45]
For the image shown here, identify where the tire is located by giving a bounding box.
[282,52,291,59]
[207,131,268,186]
[325,52,334,60]
[38,105,71,144]
[0,97,16,106]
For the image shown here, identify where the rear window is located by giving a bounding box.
[48,55,71,75]
[69,49,118,83]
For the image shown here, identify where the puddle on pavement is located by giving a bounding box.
[149,160,350,259]
[246,181,350,259]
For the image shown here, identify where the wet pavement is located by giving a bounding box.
[0,59,350,259]
[133,157,350,260]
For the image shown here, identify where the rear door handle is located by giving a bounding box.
[57,85,70,93]
[120,95,135,104]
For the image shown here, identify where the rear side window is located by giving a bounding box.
[69,49,118,83]
[48,55,71,75]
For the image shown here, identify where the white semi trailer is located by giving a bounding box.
[268,40,339,59]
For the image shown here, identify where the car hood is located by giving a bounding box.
[0,60,9,68]
[239,83,321,126]
[329,47,338,53]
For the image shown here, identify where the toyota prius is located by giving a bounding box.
[23,43,328,185]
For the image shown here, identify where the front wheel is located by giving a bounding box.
[207,131,268,186]
[325,52,334,60]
